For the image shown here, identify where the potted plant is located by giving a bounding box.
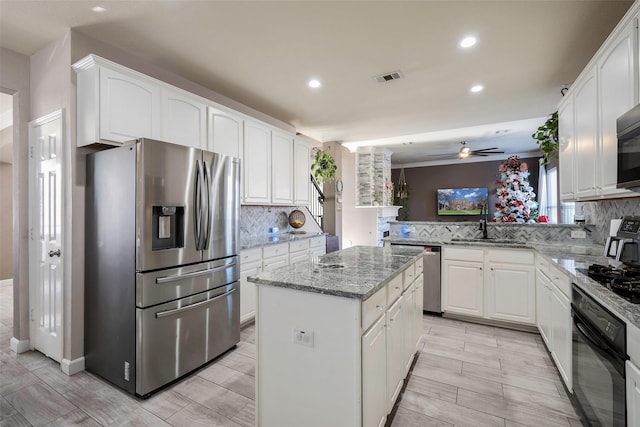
[532,111,559,165]
[311,147,337,184]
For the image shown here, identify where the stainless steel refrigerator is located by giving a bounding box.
[85,138,240,397]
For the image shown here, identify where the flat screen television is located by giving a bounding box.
[437,187,488,215]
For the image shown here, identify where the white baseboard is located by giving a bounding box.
[0,278,13,287]
[10,337,30,353]
[61,356,85,376]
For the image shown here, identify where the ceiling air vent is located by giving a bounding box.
[374,71,404,83]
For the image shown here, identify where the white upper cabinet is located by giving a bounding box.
[557,4,640,201]
[161,88,206,149]
[573,69,599,199]
[271,131,294,205]
[294,139,311,206]
[74,55,314,207]
[558,99,575,200]
[243,120,272,204]
[208,106,243,159]
[598,20,637,197]
[74,55,162,146]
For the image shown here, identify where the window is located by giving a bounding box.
[543,167,574,224]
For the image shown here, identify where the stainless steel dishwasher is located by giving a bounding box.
[390,244,442,313]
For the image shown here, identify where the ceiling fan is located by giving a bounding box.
[457,141,504,158]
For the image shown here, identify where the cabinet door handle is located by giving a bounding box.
[376,304,384,311]
[479,267,483,271]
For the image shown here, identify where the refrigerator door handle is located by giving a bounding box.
[202,160,212,250]
[155,260,237,284]
[155,288,236,318]
[193,159,203,251]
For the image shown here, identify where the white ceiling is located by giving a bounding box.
[0,1,633,165]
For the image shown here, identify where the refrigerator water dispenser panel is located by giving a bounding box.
[152,206,184,250]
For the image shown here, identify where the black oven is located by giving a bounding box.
[572,285,627,426]
[617,103,640,190]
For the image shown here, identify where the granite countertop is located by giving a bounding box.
[241,232,327,251]
[384,237,606,256]
[247,245,424,300]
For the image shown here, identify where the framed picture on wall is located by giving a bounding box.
[437,187,488,215]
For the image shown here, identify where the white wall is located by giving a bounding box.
[0,47,30,343]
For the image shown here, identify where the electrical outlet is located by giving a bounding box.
[293,329,315,347]
[571,230,587,239]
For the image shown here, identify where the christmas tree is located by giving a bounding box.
[493,155,538,223]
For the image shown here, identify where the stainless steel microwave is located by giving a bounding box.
[617,103,640,189]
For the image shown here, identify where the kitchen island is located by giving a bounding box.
[248,245,424,427]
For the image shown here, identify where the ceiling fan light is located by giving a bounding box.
[460,147,470,154]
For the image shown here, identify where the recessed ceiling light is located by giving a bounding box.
[92,5,106,12]
[470,85,484,93]
[308,79,321,89]
[459,36,477,48]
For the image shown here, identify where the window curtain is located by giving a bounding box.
[538,158,547,219]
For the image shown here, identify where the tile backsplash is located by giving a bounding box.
[583,197,640,243]
[389,221,597,244]
[240,205,321,241]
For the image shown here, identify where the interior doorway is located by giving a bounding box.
[0,92,14,288]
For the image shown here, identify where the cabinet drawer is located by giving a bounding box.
[263,243,289,259]
[362,285,387,331]
[240,248,262,265]
[444,247,484,262]
[550,264,571,298]
[262,255,289,271]
[486,249,534,264]
[289,250,310,265]
[310,236,326,248]
[387,274,404,305]
[310,247,326,257]
[289,239,310,253]
[403,263,416,290]
[240,259,261,272]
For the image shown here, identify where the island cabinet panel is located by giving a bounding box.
[253,248,422,427]
[385,296,405,412]
[256,286,361,427]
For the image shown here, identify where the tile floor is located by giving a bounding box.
[0,280,584,426]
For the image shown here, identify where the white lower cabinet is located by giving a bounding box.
[627,360,640,427]
[239,248,262,324]
[240,236,326,324]
[550,283,572,390]
[486,262,535,324]
[536,270,552,346]
[535,257,572,391]
[362,315,387,427]
[442,259,484,317]
[443,247,536,326]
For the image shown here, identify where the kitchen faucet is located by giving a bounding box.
[479,204,488,239]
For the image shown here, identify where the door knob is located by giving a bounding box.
[48,249,61,257]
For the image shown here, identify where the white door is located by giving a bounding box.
[29,110,64,362]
